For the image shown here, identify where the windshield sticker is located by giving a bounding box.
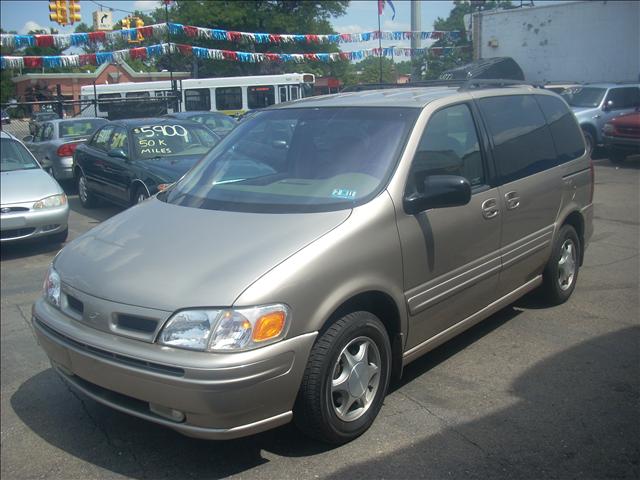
[133,125,188,139]
[331,188,357,199]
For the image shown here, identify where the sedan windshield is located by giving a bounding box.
[59,119,106,138]
[131,123,219,160]
[1,138,40,172]
[562,87,606,108]
[160,107,419,213]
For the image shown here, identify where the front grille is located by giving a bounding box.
[1,227,36,239]
[35,317,185,377]
[117,314,157,333]
[617,126,639,137]
[0,206,29,213]
[66,295,84,314]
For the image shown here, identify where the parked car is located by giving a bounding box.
[602,111,640,163]
[74,118,220,207]
[163,111,236,138]
[33,83,593,444]
[29,111,60,135]
[23,118,109,181]
[1,109,10,125]
[439,56,525,81]
[543,82,582,94]
[562,83,640,154]
[0,131,69,244]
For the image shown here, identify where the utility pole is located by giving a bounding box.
[411,0,421,81]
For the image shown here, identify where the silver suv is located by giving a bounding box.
[562,83,640,153]
[33,83,593,444]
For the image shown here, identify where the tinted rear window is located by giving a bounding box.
[478,95,557,183]
[535,95,585,163]
[59,119,106,138]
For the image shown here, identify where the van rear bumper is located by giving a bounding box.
[32,298,317,439]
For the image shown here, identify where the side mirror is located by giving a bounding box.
[603,100,614,111]
[404,175,471,215]
[22,135,33,142]
[108,148,128,160]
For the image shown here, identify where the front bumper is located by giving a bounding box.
[32,298,317,439]
[0,204,69,242]
[603,134,640,153]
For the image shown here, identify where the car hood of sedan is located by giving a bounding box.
[54,197,351,311]
[1,168,62,205]
[139,155,203,182]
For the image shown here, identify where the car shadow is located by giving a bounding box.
[67,195,124,223]
[326,326,640,479]
[0,238,63,261]
[10,306,529,478]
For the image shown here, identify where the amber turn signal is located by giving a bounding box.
[252,311,286,342]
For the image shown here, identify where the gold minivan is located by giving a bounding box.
[34,82,593,444]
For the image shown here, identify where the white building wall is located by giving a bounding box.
[475,1,639,83]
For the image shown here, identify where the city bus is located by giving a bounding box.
[80,73,316,118]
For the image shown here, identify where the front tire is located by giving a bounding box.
[294,311,391,444]
[132,185,149,205]
[540,224,581,305]
[582,128,595,157]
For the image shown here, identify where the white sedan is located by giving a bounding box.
[1,131,69,244]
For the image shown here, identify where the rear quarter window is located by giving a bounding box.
[535,95,585,163]
[478,95,557,183]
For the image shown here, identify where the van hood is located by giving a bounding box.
[54,197,351,311]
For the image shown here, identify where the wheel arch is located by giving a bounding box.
[321,290,405,382]
[129,179,151,203]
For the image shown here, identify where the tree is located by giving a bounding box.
[351,56,396,84]
[412,0,514,80]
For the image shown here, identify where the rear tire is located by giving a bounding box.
[540,224,580,305]
[294,311,391,444]
[132,185,149,205]
[77,172,98,208]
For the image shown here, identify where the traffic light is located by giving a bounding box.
[49,0,68,26]
[135,17,144,42]
[121,17,131,30]
[68,0,81,24]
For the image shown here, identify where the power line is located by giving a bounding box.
[88,0,157,15]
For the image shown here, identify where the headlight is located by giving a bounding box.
[603,123,614,134]
[33,194,67,209]
[158,304,290,352]
[43,265,61,307]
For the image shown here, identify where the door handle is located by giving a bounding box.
[481,198,499,219]
[504,191,520,210]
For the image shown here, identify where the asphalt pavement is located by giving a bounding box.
[1,159,638,480]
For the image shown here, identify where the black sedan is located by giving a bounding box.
[164,111,236,138]
[74,118,220,208]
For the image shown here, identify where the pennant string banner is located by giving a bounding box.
[0,43,471,69]
[0,23,462,49]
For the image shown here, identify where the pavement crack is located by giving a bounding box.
[398,390,515,470]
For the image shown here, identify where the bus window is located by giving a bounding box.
[125,91,150,98]
[279,86,288,103]
[215,87,242,111]
[290,86,300,101]
[248,86,275,109]
[185,88,211,111]
[98,93,121,113]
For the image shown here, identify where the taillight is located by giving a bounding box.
[56,142,80,157]
[589,158,595,203]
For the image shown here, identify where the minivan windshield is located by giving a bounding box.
[562,87,606,108]
[160,107,419,213]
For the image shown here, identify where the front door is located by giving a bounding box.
[598,86,640,133]
[100,126,132,203]
[80,125,114,196]
[396,103,502,350]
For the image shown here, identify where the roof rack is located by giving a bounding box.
[340,78,542,93]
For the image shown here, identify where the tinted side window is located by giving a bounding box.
[478,95,556,183]
[185,88,211,111]
[248,86,275,109]
[91,126,115,151]
[536,95,585,163]
[408,103,485,194]
[215,87,242,111]
[605,87,640,109]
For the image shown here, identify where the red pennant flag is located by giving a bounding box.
[221,50,237,61]
[177,44,192,55]
[23,56,43,68]
[34,35,54,47]
[138,26,153,38]
[88,31,106,43]
[266,53,280,62]
[130,47,147,60]
[79,53,96,65]
[183,25,198,37]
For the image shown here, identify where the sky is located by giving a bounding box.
[0,0,456,55]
